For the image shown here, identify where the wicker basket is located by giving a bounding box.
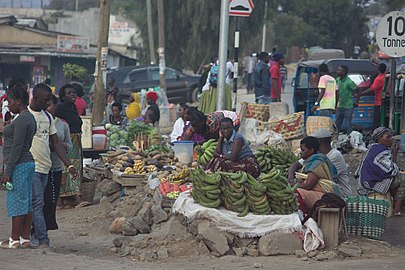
[257,112,305,140]
[81,181,97,203]
[346,195,390,240]
[306,116,337,136]
[245,103,271,122]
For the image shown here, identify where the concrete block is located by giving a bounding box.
[258,232,302,256]
[318,208,340,249]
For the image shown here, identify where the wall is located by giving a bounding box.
[0,25,56,45]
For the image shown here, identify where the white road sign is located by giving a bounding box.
[229,0,254,17]
[376,11,405,57]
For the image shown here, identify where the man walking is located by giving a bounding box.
[253,51,271,104]
[335,65,359,134]
[360,63,387,128]
[311,63,338,117]
[244,51,257,93]
[29,83,77,248]
[270,52,285,102]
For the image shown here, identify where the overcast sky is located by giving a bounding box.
[0,0,50,8]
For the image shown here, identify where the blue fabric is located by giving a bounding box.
[303,153,338,180]
[6,162,35,217]
[32,172,50,245]
[254,61,271,98]
[222,131,254,160]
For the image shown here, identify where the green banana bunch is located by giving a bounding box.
[255,146,298,176]
[260,168,299,215]
[219,171,249,217]
[244,173,271,215]
[195,139,218,167]
[191,166,221,208]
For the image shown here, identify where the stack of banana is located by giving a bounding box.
[219,172,249,217]
[133,160,146,174]
[260,168,299,214]
[255,146,298,175]
[168,167,190,184]
[195,139,218,167]
[146,165,157,173]
[244,174,271,215]
[190,166,221,208]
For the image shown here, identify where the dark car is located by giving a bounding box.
[107,65,200,104]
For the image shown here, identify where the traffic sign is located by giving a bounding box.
[376,11,405,58]
[229,0,254,17]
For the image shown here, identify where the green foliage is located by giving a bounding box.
[63,63,88,82]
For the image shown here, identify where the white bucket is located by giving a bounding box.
[173,141,194,164]
[92,134,107,150]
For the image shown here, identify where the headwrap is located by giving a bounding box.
[371,127,392,142]
[146,91,158,102]
[206,112,225,134]
[272,52,284,62]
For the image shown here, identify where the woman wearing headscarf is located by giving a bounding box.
[357,127,405,216]
[143,91,160,126]
[296,136,340,214]
[126,92,141,121]
[55,84,89,207]
[181,107,208,145]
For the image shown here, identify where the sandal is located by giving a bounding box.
[19,237,31,249]
[0,237,20,249]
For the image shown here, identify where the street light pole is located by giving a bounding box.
[146,0,156,64]
[261,0,268,51]
[217,0,230,111]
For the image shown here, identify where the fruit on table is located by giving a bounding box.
[195,139,218,167]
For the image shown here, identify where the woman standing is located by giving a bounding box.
[45,95,72,223]
[0,83,36,248]
[55,84,88,207]
[126,93,141,121]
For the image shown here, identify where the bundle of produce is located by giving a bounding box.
[106,124,128,148]
[218,171,249,217]
[261,168,299,215]
[244,173,271,215]
[159,182,192,199]
[195,139,218,167]
[190,166,221,208]
[126,121,160,151]
[133,160,146,174]
[255,146,298,175]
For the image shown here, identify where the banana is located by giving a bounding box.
[237,205,249,217]
[200,198,221,208]
[207,189,222,195]
[200,184,221,191]
[230,195,246,207]
[206,192,219,200]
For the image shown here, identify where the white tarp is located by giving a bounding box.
[173,191,303,238]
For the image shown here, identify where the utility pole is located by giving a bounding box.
[146,0,156,64]
[75,0,79,11]
[92,0,111,125]
[261,0,268,51]
[157,0,168,106]
[217,0,230,111]
[232,17,240,111]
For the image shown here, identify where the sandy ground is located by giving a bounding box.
[1,83,405,269]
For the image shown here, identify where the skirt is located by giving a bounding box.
[6,162,35,217]
[199,85,232,115]
[60,133,83,197]
[205,156,260,178]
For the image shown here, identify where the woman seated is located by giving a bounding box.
[170,104,189,142]
[143,91,160,127]
[101,102,128,128]
[205,118,260,177]
[357,127,405,216]
[181,107,208,145]
[126,92,141,121]
[296,136,341,214]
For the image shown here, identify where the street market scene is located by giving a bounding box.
[1,0,405,269]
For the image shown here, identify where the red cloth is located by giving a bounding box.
[75,97,87,116]
[146,91,158,102]
[270,62,282,99]
[370,73,385,106]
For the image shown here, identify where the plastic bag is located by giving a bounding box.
[349,131,367,152]
[240,118,258,143]
[303,218,325,252]
[256,130,285,148]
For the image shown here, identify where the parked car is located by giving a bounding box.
[107,65,200,104]
[293,59,378,130]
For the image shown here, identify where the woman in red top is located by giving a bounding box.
[72,83,87,116]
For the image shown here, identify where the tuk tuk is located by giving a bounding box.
[293,58,378,130]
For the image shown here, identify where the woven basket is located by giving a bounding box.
[81,181,97,203]
[345,195,389,240]
[245,103,271,122]
[306,116,338,136]
[257,112,304,140]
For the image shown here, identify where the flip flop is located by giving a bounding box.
[394,212,402,216]
[75,201,92,208]
[0,238,20,249]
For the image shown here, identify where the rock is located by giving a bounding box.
[139,251,157,262]
[121,222,139,236]
[198,241,211,255]
[108,190,121,203]
[233,247,246,257]
[223,232,236,245]
[157,247,169,259]
[246,246,259,257]
[301,256,308,261]
[308,250,319,258]
[101,181,121,196]
[188,221,199,236]
[99,196,113,216]
[126,217,151,234]
[119,246,133,256]
[338,244,362,257]
[254,263,262,268]
[151,204,168,224]
[237,237,255,247]
[258,232,303,256]
[316,251,337,261]
[295,250,306,258]
[197,220,230,256]
[109,217,126,234]
[137,201,154,226]
[153,189,163,207]
[97,178,111,191]
[112,236,126,247]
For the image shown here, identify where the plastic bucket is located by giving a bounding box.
[92,134,107,150]
[173,141,194,164]
[92,126,107,135]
